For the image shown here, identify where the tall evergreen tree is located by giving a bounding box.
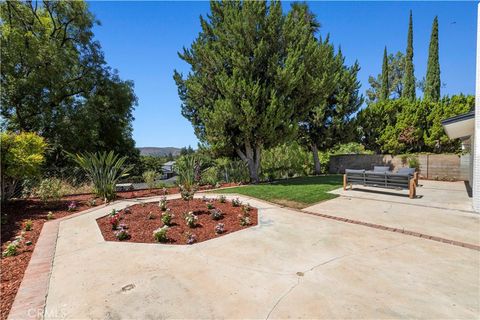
[402,10,416,101]
[174,1,313,182]
[425,16,440,101]
[380,46,389,100]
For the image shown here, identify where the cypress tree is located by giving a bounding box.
[425,16,440,101]
[403,10,416,101]
[380,46,389,100]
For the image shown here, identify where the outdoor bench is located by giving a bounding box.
[343,169,417,199]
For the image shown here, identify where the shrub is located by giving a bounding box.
[210,209,223,221]
[2,242,18,257]
[232,198,241,207]
[1,131,47,201]
[67,201,77,211]
[176,155,201,206]
[88,199,97,207]
[24,220,33,231]
[142,170,159,189]
[109,209,118,216]
[47,211,54,220]
[109,215,120,230]
[161,209,174,226]
[158,196,167,211]
[201,166,219,186]
[239,215,251,226]
[36,178,64,202]
[214,223,225,235]
[69,151,133,202]
[206,202,214,210]
[185,232,197,244]
[242,203,251,213]
[115,228,130,241]
[218,195,226,203]
[184,212,198,228]
[153,226,169,242]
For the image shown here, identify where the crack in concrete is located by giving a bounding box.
[265,276,300,320]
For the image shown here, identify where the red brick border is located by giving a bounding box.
[7,205,107,320]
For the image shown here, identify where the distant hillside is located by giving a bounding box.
[138,147,182,157]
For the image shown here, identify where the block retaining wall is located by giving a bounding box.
[329,154,471,181]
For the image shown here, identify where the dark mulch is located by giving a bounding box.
[0,182,240,320]
[96,198,257,245]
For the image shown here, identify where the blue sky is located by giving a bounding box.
[88,1,477,148]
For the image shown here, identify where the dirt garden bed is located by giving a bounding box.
[0,183,240,320]
[97,197,258,244]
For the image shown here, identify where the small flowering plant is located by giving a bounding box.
[239,211,251,226]
[184,212,198,228]
[115,225,130,241]
[202,195,208,202]
[123,207,131,214]
[210,208,223,221]
[67,201,77,212]
[218,195,226,203]
[147,212,155,220]
[153,226,169,242]
[185,232,197,245]
[47,211,54,220]
[161,209,174,226]
[2,241,19,257]
[24,220,33,231]
[206,202,215,210]
[232,198,241,207]
[109,215,120,230]
[109,209,118,216]
[242,203,251,213]
[158,196,168,211]
[88,199,97,207]
[214,223,225,235]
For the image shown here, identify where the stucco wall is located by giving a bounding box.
[329,154,471,181]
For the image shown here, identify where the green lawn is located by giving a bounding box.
[217,175,343,209]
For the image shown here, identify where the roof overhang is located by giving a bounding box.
[441,111,475,140]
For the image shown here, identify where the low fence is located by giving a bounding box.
[329,154,471,181]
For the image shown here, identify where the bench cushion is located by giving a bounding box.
[345,169,365,173]
[397,167,415,176]
[373,166,391,173]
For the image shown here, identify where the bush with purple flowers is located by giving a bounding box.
[214,223,225,235]
[185,232,197,244]
[210,208,223,220]
[67,201,77,211]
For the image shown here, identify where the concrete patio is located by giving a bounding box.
[39,193,479,319]
[305,180,479,246]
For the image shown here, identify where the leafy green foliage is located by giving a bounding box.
[1,0,138,170]
[425,16,440,102]
[174,1,319,182]
[380,47,389,101]
[367,51,406,103]
[357,95,474,154]
[36,178,64,203]
[175,155,201,201]
[261,143,314,180]
[142,170,159,189]
[70,151,132,202]
[402,11,416,101]
[1,131,47,200]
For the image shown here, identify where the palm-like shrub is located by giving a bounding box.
[175,155,202,203]
[70,151,132,202]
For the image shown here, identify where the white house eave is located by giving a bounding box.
[442,114,475,140]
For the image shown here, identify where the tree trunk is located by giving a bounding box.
[311,143,321,175]
[236,141,261,183]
